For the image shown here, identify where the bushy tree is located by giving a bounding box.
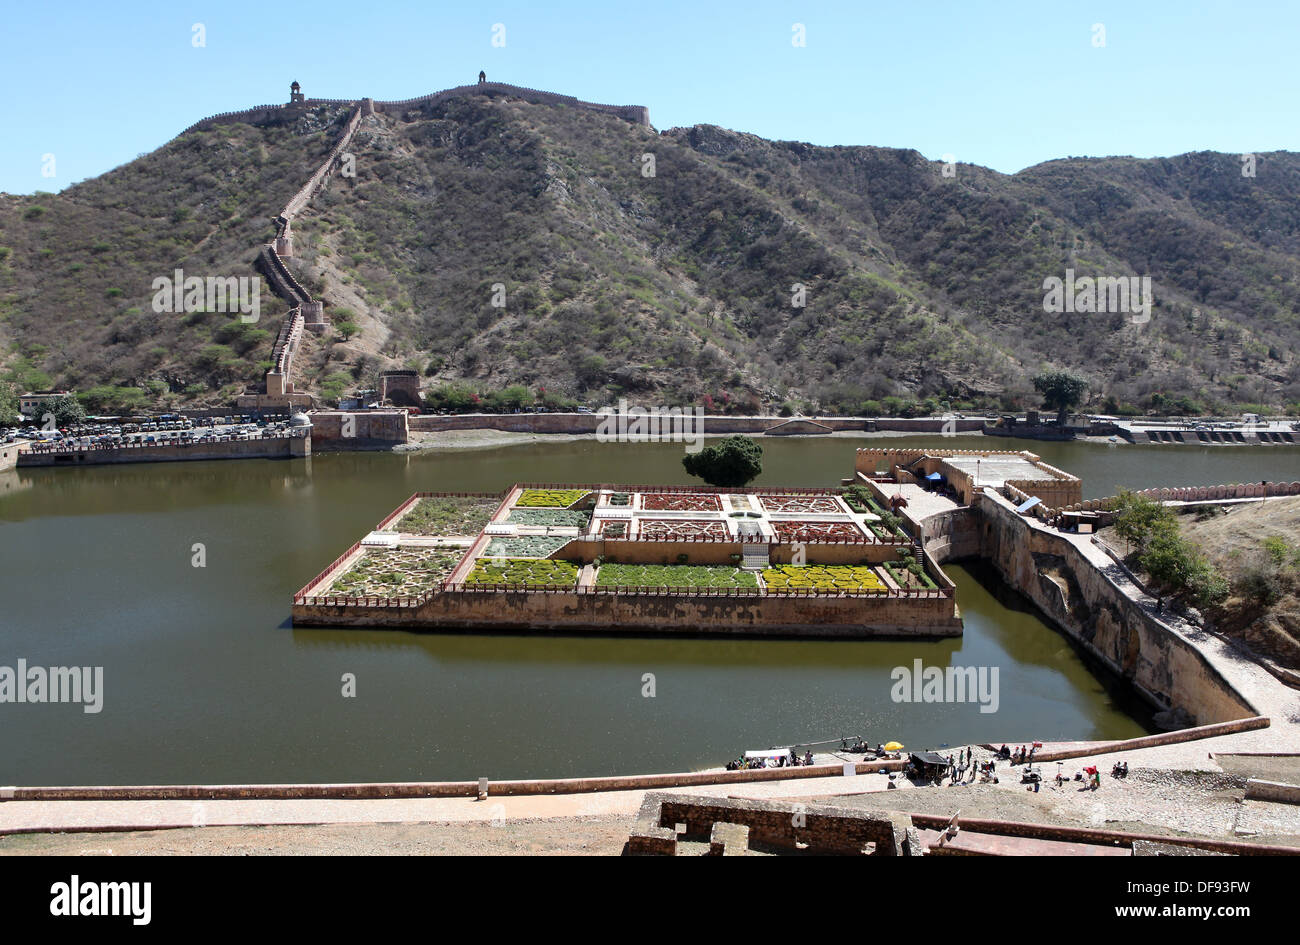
[1033,371,1088,423]
[426,383,478,412]
[682,435,763,487]
[0,382,18,423]
[1111,489,1174,550]
[34,393,85,427]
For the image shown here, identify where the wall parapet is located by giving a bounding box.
[1008,480,1300,522]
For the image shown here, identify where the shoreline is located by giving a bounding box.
[396,428,995,452]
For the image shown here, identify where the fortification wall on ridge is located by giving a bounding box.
[173,82,651,140]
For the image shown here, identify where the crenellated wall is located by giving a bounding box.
[1007,479,1300,524]
[250,103,365,400]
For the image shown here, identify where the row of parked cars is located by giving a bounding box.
[10,417,295,449]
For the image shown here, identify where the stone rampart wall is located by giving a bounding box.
[293,584,961,636]
[974,489,1256,724]
[18,436,308,467]
[308,410,409,449]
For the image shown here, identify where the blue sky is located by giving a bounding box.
[2,0,1295,194]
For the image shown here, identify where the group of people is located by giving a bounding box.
[725,750,815,771]
[998,744,1039,765]
[942,747,992,785]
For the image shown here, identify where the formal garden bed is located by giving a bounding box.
[842,486,909,539]
[760,564,888,593]
[514,489,591,508]
[506,508,591,527]
[463,557,581,587]
[484,536,572,558]
[328,549,463,597]
[595,563,758,588]
[606,492,631,506]
[866,520,909,540]
[638,518,731,540]
[600,521,629,538]
[882,555,939,590]
[641,493,723,512]
[387,495,500,536]
[759,494,844,514]
[840,486,877,514]
[771,520,865,543]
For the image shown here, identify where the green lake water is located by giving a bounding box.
[1,435,1293,784]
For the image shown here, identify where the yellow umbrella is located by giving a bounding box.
[884,741,904,752]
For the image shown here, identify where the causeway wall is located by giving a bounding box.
[963,489,1255,724]
[18,436,309,467]
[408,413,987,435]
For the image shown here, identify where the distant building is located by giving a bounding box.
[19,390,73,418]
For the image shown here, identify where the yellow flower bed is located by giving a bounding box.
[514,488,591,508]
[761,565,888,593]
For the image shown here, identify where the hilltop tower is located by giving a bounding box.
[289,80,304,104]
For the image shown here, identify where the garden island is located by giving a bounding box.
[291,447,1080,637]
[292,478,965,636]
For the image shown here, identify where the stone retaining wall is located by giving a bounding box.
[308,410,409,449]
[973,489,1256,723]
[629,792,911,855]
[17,436,309,467]
[293,584,962,636]
[1244,778,1300,804]
[408,413,984,435]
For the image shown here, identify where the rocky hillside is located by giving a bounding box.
[2,88,1299,414]
[1180,498,1300,670]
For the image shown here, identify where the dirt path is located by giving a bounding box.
[0,816,632,856]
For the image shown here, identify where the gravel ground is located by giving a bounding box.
[815,765,1300,847]
[7,748,1300,855]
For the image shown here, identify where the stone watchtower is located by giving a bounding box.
[289,80,305,104]
[379,370,422,408]
[478,71,486,84]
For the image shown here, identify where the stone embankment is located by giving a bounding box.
[408,413,988,435]
[18,435,309,467]
[949,489,1262,725]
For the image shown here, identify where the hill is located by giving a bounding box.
[2,84,1299,415]
[1180,498,1300,669]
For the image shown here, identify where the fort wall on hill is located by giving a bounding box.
[176,82,650,138]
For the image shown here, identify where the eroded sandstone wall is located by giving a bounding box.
[971,491,1254,724]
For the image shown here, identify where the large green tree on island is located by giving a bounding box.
[682,435,763,487]
[1032,371,1088,424]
